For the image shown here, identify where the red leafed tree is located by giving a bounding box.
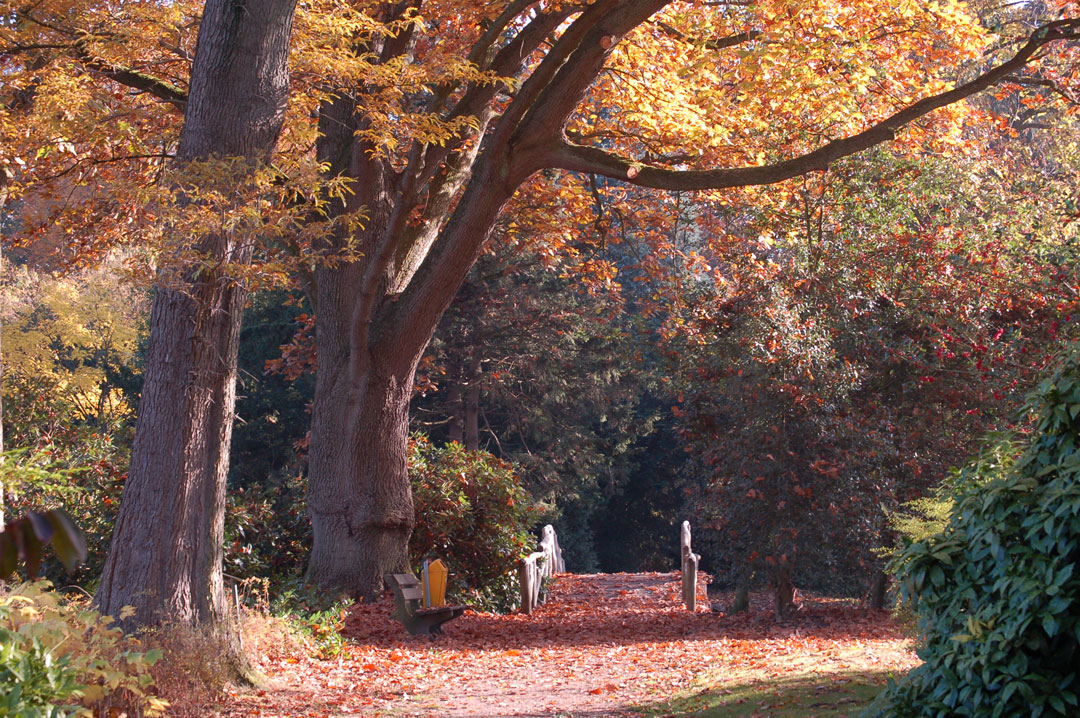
[667,129,1079,614]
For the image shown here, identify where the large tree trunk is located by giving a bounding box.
[96,0,296,626]
[97,281,246,623]
[305,347,417,598]
[304,144,518,597]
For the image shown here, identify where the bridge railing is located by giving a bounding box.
[518,524,564,614]
[681,520,700,612]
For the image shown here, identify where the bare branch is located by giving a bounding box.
[653,23,761,51]
[1003,73,1080,105]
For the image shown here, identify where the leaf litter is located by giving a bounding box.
[222,572,917,717]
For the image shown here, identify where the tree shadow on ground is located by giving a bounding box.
[634,668,896,718]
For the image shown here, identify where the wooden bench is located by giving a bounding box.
[384,572,465,636]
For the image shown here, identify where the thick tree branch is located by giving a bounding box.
[411,4,577,195]
[509,0,670,154]
[389,103,498,293]
[73,44,188,112]
[490,0,636,153]
[467,0,543,67]
[546,18,1080,191]
[2,18,189,112]
[353,3,578,320]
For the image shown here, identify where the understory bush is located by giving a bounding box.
[265,579,352,659]
[409,436,537,611]
[869,346,1080,717]
[0,582,167,718]
[224,470,310,584]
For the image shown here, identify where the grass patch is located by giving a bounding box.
[636,668,896,718]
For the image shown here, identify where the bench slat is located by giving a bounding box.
[415,605,465,617]
[384,571,464,636]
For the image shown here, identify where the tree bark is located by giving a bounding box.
[870,570,888,610]
[774,566,794,621]
[447,377,464,446]
[732,582,750,614]
[95,0,296,627]
[305,347,417,598]
[305,145,516,597]
[97,282,246,624]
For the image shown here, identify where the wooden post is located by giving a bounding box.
[539,524,565,575]
[681,521,700,612]
[519,552,544,614]
[519,524,565,614]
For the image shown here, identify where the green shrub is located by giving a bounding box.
[0,634,81,717]
[886,433,1021,561]
[0,582,167,718]
[868,346,1080,718]
[267,579,351,659]
[409,436,537,611]
[224,470,310,584]
[1,387,131,588]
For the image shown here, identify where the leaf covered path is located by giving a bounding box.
[224,573,917,717]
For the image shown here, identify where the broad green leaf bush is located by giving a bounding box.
[1,379,131,587]
[868,346,1080,717]
[222,438,537,613]
[887,434,1021,552]
[224,470,310,583]
[409,436,537,611]
[0,582,167,718]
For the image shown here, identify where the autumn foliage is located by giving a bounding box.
[221,572,918,717]
[2,0,1080,713]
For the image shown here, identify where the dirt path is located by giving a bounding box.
[223,573,917,717]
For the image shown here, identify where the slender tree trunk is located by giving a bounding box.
[96,0,296,626]
[774,566,794,620]
[464,351,481,452]
[447,377,464,445]
[732,563,751,613]
[870,570,888,610]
